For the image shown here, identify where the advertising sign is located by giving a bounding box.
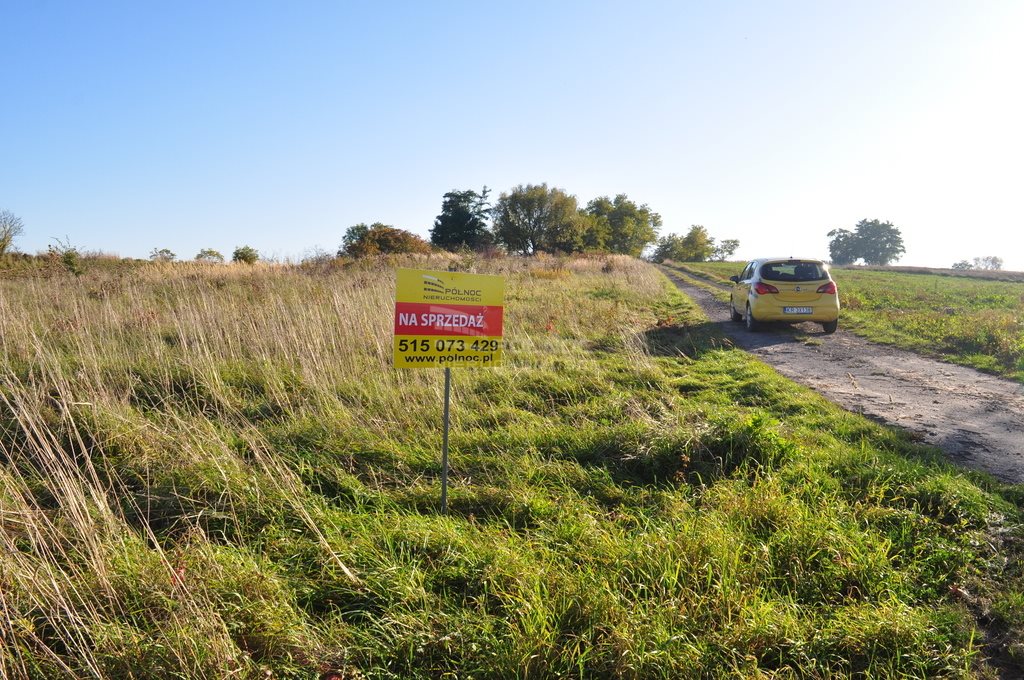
[394,269,505,368]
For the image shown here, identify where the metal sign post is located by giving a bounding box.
[441,367,451,513]
[393,269,505,513]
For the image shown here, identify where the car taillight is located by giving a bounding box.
[816,281,837,294]
[753,282,779,294]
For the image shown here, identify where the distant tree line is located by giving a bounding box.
[651,226,739,263]
[5,193,739,266]
[3,198,739,266]
[0,203,917,271]
[952,256,1002,271]
[149,246,259,264]
[0,200,1004,274]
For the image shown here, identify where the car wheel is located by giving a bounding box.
[822,320,838,334]
[730,302,743,322]
[745,304,759,332]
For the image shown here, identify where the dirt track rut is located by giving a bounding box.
[663,268,1024,484]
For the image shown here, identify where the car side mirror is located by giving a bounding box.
[728,275,739,283]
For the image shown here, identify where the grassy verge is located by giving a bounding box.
[680,261,1024,382]
[1,254,1023,677]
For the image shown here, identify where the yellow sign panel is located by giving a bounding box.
[394,269,505,368]
[395,268,504,306]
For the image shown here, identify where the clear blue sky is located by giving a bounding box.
[3,1,1022,269]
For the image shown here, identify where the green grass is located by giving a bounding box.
[678,261,1024,382]
[1,254,1023,677]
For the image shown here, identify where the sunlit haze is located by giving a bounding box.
[3,1,1022,269]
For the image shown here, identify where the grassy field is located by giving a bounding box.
[673,261,1024,382]
[2,254,1024,678]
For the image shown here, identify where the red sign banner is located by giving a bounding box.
[394,302,503,337]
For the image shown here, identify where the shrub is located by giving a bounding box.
[339,223,432,257]
[47,237,84,276]
[232,246,259,264]
[195,248,225,263]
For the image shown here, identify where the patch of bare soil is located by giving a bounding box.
[663,268,1024,483]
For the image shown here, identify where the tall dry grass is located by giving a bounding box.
[0,253,667,676]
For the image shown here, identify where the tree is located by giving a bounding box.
[0,209,24,256]
[712,239,741,261]
[232,245,260,264]
[339,223,432,257]
[681,225,715,261]
[651,234,686,263]
[341,224,370,255]
[584,195,662,256]
[652,226,717,263]
[430,188,493,251]
[578,210,610,251]
[951,260,973,270]
[827,219,905,266]
[855,219,905,265]
[492,184,587,255]
[826,229,859,265]
[195,248,225,263]
[149,248,176,262]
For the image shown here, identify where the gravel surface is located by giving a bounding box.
[663,267,1024,483]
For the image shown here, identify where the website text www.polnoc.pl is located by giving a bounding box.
[403,353,497,365]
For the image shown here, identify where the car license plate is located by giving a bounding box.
[784,306,813,314]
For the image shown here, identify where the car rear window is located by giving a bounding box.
[760,261,827,282]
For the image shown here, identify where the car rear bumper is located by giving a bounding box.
[750,297,840,322]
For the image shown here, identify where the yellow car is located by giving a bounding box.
[729,258,840,334]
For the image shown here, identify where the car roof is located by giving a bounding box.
[751,257,827,265]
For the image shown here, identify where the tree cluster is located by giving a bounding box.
[430,184,662,257]
[952,256,1003,271]
[651,226,740,263]
[490,184,589,255]
[339,184,664,258]
[581,194,663,257]
[827,219,905,266]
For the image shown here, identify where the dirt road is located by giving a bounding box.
[663,268,1024,484]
